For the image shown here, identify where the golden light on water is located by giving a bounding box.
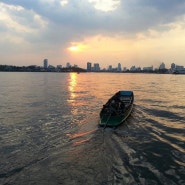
[68,73,77,99]
[67,130,96,146]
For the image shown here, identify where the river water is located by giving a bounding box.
[0,72,185,185]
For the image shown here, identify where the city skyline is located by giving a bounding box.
[86,61,185,72]
[40,59,184,71]
[1,1,185,69]
[2,59,184,73]
[1,57,185,73]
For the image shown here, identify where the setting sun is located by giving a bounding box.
[68,46,79,51]
[68,43,87,53]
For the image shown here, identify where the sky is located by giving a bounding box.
[0,0,185,69]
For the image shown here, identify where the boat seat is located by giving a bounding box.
[121,98,132,104]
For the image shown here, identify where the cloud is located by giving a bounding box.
[2,0,185,35]
[0,3,46,38]
[89,0,120,12]
[1,0,185,67]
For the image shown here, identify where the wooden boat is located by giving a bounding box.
[99,91,134,127]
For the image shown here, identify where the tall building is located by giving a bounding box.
[43,59,48,69]
[66,62,70,68]
[94,63,100,71]
[171,63,175,71]
[87,62,92,71]
[117,63,122,71]
[159,62,165,69]
[108,65,112,71]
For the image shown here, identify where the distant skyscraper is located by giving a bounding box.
[66,62,70,68]
[87,62,92,71]
[108,65,112,71]
[43,59,48,68]
[94,63,100,71]
[159,62,165,69]
[117,63,122,71]
[171,63,175,71]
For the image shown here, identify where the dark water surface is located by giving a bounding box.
[0,72,185,185]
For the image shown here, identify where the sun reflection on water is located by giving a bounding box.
[68,73,77,100]
[67,129,96,146]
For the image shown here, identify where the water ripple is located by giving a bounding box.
[1,73,185,185]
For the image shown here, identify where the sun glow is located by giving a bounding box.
[69,46,79,51]
[68,43,87,52]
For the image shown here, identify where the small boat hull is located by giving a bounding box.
[99,91,134,127]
